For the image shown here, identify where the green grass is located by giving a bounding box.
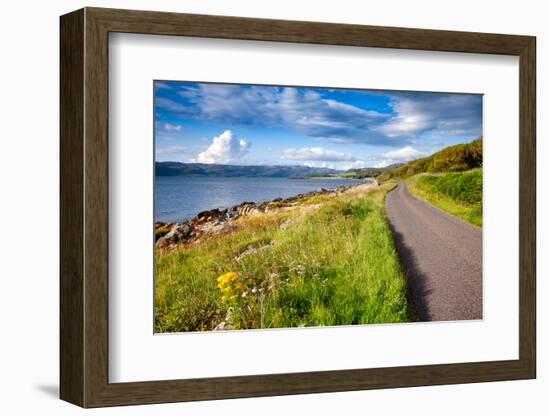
[407,169,483,227]
[155,184,412,332]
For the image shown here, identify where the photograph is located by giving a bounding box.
[153,81,483,333]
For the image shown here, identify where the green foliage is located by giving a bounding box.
[155,185,412,332]
[407,169,483,227]
[428,138,482,172]
[379,137,482,182]
[338,167,384,178]
[322,164,403,179]
[417,170,482,205]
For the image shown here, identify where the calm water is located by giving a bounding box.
[155,176,363,222]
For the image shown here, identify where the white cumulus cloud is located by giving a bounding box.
[342,160,370,170]
[371,146,425,168]
[382,146,425,162]
[282,147,357,162]
[374,159,394,168]
[195,130,250,164]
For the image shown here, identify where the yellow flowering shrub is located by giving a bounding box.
[217,272,245,304]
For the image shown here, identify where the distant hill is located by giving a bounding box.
[378,137,482,182]
[155,162,341,178]
[342,164,404,179]
[300,164,403,179]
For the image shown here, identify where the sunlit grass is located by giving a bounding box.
[155,183,411,332]
[407,169,482,227]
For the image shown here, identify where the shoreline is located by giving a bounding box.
[155,180,376,249]
[155,176,366,224]
[154,180,410,332]
[289,176,359,180]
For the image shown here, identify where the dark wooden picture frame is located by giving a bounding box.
[60,7,536,408]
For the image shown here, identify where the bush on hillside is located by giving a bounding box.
[417,169,482,205]
[379,137,482,181]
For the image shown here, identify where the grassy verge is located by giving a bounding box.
[155,183,411,332]
[406,169,482,227]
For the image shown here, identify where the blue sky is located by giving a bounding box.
[154,81,482,170]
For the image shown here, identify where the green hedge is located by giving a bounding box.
[417,169,482,205]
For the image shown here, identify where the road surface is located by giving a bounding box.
[385,182,482,321]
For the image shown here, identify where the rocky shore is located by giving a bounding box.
[155,181,375,250]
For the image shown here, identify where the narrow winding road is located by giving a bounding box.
[386,183,482,322]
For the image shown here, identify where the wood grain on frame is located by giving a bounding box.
[60,7,536,408]
[60,8,85,406]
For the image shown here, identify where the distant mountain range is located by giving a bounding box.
[155,162,342,178]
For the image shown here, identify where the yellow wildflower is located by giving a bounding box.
[217,272,245,304]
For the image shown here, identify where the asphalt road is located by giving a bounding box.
[386,182,482,322]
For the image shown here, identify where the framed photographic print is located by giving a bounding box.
[60,7,536,408]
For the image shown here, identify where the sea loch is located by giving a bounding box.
[155,176,363,222]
